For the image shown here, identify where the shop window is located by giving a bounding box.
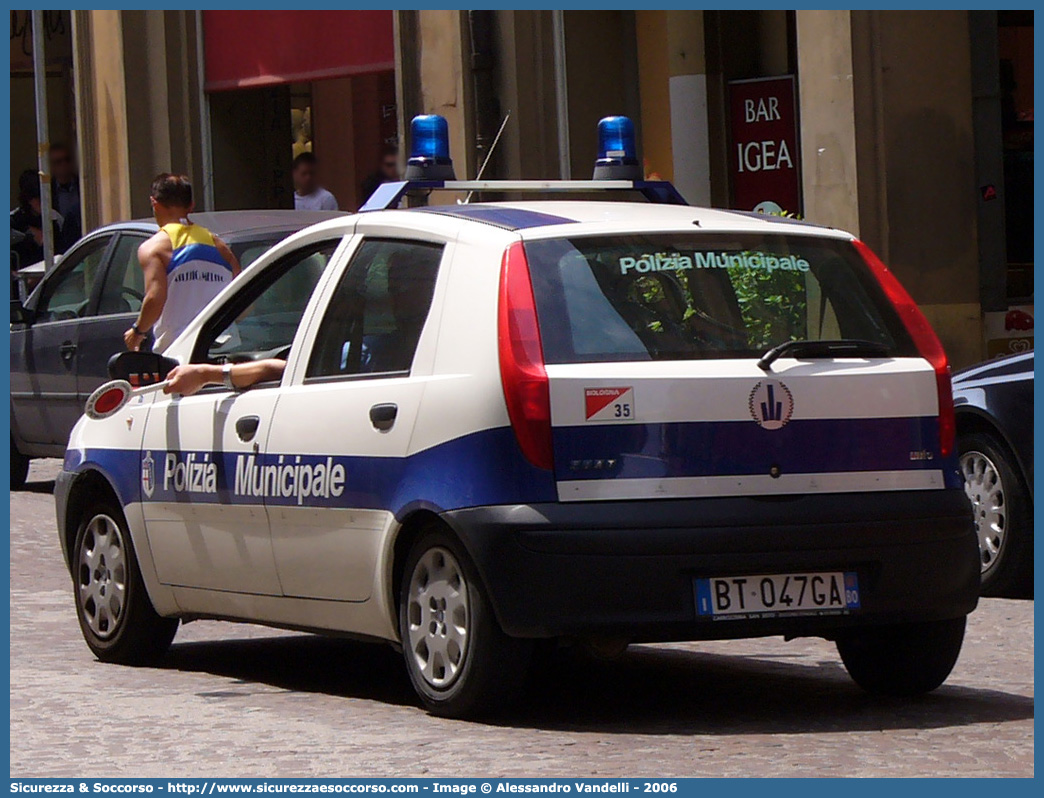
[291,83,313,160]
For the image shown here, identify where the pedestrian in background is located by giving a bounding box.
[292,152,339,211]
[10,168,61,268]
[125,173,241,353]
[49,143,82,253]
[360,145,400,203]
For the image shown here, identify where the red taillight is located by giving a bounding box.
[498,241,553,470]
[853,239,955,457]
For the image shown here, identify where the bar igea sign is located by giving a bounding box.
[727,76,801,214]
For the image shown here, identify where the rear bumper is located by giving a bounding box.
[442,488,979,640]
[55,468,75,566]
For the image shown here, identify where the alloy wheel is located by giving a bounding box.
[960,450,1007,575]
[406,546,470,689]
[77,514,128,639]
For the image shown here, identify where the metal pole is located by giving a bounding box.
[32,10,55,271]
[551,10,571,180]
[195,10,215,211]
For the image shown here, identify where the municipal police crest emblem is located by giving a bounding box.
[749,379,794,430]
[141,451,155,498]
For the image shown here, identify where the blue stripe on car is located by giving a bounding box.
[72,426,557,514]
[66,417,962,513]
[553,416,962,486]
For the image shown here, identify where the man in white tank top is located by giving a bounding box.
[124,174,242,353]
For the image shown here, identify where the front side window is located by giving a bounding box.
[523,233,916,364]
[306,239,443,379]
[35,236,111,322]
[195,240,340,363]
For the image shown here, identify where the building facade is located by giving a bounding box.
[11,9,396,226]
[394,9,1033,367]
[12,9,1032,367]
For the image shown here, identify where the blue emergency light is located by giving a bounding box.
[593,116,642,180]
[405,114,456,180]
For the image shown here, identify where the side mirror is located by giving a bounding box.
[11,299,33,326]
[107,350,179,383]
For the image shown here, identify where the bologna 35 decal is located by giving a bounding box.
[749,379,793,430]
[585,387,635,422]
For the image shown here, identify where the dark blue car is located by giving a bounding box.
[952,351,1034,597]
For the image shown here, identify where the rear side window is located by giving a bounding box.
[96,234,147,315]
[523,233,916,364]
[306,239,443,379]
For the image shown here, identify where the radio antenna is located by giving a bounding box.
[463,111,511,204]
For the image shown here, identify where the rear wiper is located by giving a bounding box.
[757,339,891,371]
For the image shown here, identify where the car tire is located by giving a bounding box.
[10,437,29,491]
[959,431,1033,597]
[836,617,966,696]
[72,500,178,664]
[399,525,532,719]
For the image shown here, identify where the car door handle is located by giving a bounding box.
[235,415,261,442]
[59,341,77,361]
[369,403,398,431]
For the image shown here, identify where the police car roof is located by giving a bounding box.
[410,201,851,240]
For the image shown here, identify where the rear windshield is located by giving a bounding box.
[523,233,916,364]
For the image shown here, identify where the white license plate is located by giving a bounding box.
[695,571,860,619]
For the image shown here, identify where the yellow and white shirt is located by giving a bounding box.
[154,221,233,352]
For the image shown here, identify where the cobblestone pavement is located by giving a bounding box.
[10,460,1034,777]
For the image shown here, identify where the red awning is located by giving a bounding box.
[202,10,394,92]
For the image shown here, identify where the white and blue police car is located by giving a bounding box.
[56,116,979,718]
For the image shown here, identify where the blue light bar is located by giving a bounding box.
[405,114,455,180]
[593,115,642,180]
[357,179,688,212]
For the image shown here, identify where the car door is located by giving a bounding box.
[77,231,151,395]
[139,238,343,595]
[266,237,447,601]
[10,234,114,449]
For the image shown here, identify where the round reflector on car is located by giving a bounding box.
[84,380,133,421]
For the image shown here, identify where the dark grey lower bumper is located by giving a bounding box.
[442,488,980,641]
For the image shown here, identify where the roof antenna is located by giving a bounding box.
[462,111,511,204]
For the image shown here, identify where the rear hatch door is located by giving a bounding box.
[523,230,948,501]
